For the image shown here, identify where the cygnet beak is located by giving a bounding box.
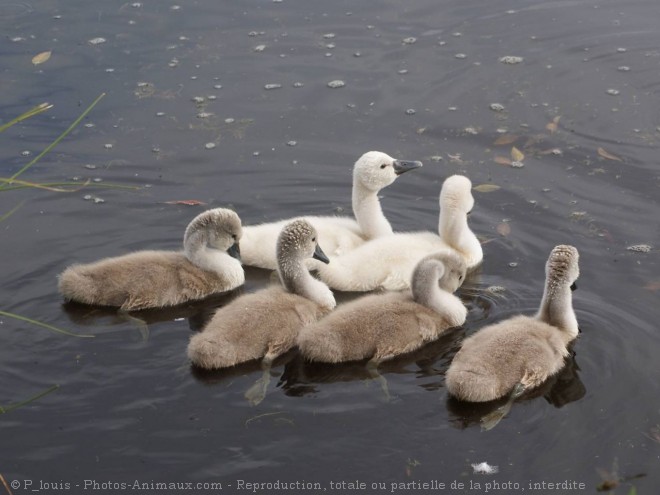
[226,242,241,262]
[570,282,577,292]
[393,159,423,176]
[312,244,330,264]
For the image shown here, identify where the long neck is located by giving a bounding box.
[278,258,335,310]
[439,208,482,266]
[184,232,242,278]
[412,265,466,327]
[535,282,579,343]
[352,180,393,239]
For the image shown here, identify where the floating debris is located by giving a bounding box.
[546,115,561,133]
[627,244,652,253]
[464,126,478,135]
[405,109,416,115]
[11,37,26,42]
[197,112,213,118]
[84,164,97,170]
[606,89,620,96]
[168,58,179,68]
[205,143,216,150]
[286,140,297,147]
[473,184,500,193]
[32,51,52,65]
[264,83,282,90]
[616,47,627,53]
[508,262,518,268]
[104,144,113,149]
[490,103,505,112]
[486,285,506,293]
[170,5,181,11]
[292,82,304,88]
[88,37,107,45]
[213,84,223,89]
[84,123,95,128]
[397,69,408,74]
[431,156,443,162]
[327,80,345,89]
[455,53,467,59]
[155,112,165,117]
[192,96,205,104]
[20,150,31,157]
[472,462,499,475]
[254,44,266,52]
[511,161,524,168]
[597,147,622,161]
[224,118,235,124]
[402,37,417,45]
[353,52,361,57]
[323,33,336,39]
[618,66,631,72]
[499,55,523,64]
[452,32,462,37]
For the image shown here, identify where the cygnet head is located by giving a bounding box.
[414,251,467,295]
[277,219,329,273]
[353,151,423,192]
[545,244,580,291]
[184,208,242,260]
[439,175,474,213]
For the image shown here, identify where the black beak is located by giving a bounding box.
[227,242,241,262]
[312,244,330,264]
[393,159,423,176]
[570,282,577,292]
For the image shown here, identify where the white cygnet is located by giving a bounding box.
[315,174,482,291]
[240,151,422,270]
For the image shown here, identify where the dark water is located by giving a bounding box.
[1,0,658,493]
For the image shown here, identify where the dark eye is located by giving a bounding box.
[232,234,237,240]
[380,164,387,169]
[312,237,316,242]
[459,275,464,281]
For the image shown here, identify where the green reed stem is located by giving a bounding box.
[0,93,106,190]
[0,384,60,414]
[0,102,53,133]
[0,310,94,338]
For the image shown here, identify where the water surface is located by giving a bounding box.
[1,0,658,492]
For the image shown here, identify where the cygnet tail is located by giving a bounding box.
[57,266,102,305]
[298,329,345,363]
[187,333,237,370]
[445,367,502,403]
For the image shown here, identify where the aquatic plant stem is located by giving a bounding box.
[0,93,106,190]
[0,102,53,133]
[0,384,60,415]
[0,202,24,223]
[0,472,14,495]
[0,310,94,338]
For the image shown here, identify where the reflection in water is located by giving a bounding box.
[279,329,467,398]
[446,350,586,430]
[60,289,242,332]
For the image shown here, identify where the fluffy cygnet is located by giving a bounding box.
[58,208,243,310]
[240,151,422,270]
[315,174,482,291]
[446,245,580,405]
[299,251,467,363]
[187,219,336,404]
